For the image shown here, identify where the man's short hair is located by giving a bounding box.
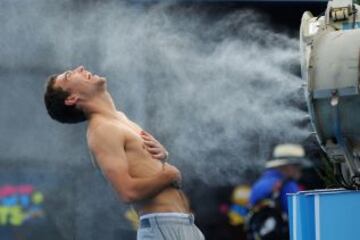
[44,74,86,124]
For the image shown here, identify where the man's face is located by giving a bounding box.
[54,66,106,104]
[285,164,302,180]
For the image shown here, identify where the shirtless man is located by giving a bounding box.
[43,66,205,240]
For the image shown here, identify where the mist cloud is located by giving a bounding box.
[0,1,308,186]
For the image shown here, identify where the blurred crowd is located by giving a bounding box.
[194,143,323,240]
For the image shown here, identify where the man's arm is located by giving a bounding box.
[88,123,180,203]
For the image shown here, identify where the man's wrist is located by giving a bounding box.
[170,180,182,189]
[163,151,169,161]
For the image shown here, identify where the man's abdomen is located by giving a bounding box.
[136,187,190,215]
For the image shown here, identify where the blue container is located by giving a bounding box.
[288,189,360,240]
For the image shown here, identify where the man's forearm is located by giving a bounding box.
[115,169,177,203]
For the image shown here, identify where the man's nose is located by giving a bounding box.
[75,65,85,72]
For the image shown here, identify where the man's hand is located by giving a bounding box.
[141,131,169,161]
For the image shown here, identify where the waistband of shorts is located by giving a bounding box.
[139,213,194,228]
[140,212,191,220]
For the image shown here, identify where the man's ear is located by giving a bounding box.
[64,95,79,106]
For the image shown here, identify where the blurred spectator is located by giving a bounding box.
[245,144,307,240]
[227,185,250,226]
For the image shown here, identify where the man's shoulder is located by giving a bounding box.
[87,119,127,147]
[88,118,126,135]
[251,174,280,194]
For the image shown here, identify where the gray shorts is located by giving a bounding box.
[137,213,205,240]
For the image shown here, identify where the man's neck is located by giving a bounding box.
[82,92,119,121]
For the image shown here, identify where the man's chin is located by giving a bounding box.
[94,75,106,84]
[97,77,107,90]
[99,77,106,86]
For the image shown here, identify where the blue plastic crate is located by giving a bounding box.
[288,189,360,240]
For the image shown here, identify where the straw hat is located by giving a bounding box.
[265,144,306,168]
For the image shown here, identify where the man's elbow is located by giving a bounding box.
[119,189,141,204]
